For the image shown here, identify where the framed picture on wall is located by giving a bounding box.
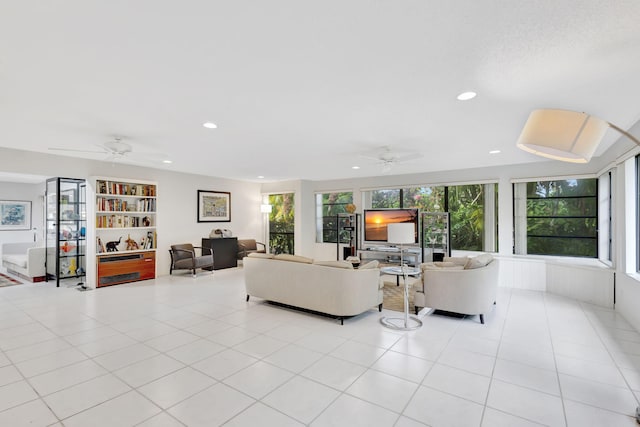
[0,200,31,230]
[197,190,231,222]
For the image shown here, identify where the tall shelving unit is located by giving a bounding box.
[335,213,360,260]
[421,211,450,262]
[45,177,87,287]
[95,178,157,287]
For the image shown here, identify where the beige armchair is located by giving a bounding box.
[237,239,266,260]
[169,243,214,277]
[413,254,498,324]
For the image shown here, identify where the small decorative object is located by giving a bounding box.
[0,200,31,231]
[125,234,139,251]
[345,203,356,214]
[105,236,122,252]
[97,237,105,253]
[197,190,231,222]
[142,216,151,227]
[68,258,77,275]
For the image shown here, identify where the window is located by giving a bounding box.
[447,184,487,252]
[316,192,353,243]
[364,183,497,252]
[514,178,598,257]
[268,193,294,254]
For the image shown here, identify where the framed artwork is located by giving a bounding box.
[0,200,31,231]
[197,190,231,222]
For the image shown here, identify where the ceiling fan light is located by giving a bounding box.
[516,109,608,163]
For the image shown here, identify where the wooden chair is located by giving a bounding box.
[169,243,214,277]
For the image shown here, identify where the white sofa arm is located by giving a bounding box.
[27,247,46,278]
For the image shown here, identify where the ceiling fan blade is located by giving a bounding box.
[48,147,106,154]
[393,152,424,163]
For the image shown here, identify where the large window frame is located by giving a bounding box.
[363,183,497,252]
[315,192,353,243]
[514,177,598,258]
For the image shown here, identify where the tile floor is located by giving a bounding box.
[0,268,639,426]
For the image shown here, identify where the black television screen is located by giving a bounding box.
[364,208,419,243]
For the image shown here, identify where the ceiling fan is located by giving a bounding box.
[49,136,166,164]
[360,145,424,174]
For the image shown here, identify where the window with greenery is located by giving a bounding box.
[316,192,353,243]
[447,184,486,251]
[366,184,496,251]
[371,189,400,208]
[515,178,598,257]
[268,193,294,254]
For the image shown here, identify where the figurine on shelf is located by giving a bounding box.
[97,237,105,253]
[68,258,77,276]
[105,236,122,252]
[125,234,139,251]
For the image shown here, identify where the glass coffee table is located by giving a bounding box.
[380,266,423,330]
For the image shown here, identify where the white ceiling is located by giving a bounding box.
[1,1,640,182]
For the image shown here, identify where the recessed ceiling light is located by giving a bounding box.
[352,166,360,170]
[489,150,501,154]
[457,91,477,101]
[162,160,173,164]
[257,175,265,179]
[203,122,217,129]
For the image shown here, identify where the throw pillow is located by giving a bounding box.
[273,254,314,264]
[358,260,379,269]
[313,260,354,269]
[464,253,494,269]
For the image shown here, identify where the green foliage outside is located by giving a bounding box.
[371,185,486,251]
[268,193,295,254]
[526,179,597,257]
[447,185,485,251]
[321,192,353,243]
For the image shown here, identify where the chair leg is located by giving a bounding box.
[479,314,485,324]
[246,295,250,302]
[340,317,344,325]
[415,307,419,315]
[378,303,382,312]
[192,269,197,278]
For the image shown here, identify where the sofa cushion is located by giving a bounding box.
[358,260,379,269]
[247,252,274,259]
[314,260,354,269]
[464,253,494,269]
[443,257,469,266]
[273,254,314,264]
[422,261,464,271]
[3,254,27,268]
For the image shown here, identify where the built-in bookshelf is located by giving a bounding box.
[95,178,157,287]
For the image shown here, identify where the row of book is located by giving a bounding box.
[97,197,156,212]
[96,215,153,228]
[97,181,156,197]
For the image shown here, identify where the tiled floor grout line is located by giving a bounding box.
[543,292,570,427]
[478,286,511,427]
[580,300,640,411]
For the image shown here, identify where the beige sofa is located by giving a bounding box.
[243,253,384,324]
[1,242,46,282]
[413,254,498,324]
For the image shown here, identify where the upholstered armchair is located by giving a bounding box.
[169,243,214,277]
[237,239,266,260]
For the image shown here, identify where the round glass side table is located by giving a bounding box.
[379,266,423,331]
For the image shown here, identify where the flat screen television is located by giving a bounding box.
[363,208,419,243]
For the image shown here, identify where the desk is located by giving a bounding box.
[201,237,238,270]
[380,266,423,330]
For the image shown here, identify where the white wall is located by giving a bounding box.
[0,148,263,286]
[0,181,44,244]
